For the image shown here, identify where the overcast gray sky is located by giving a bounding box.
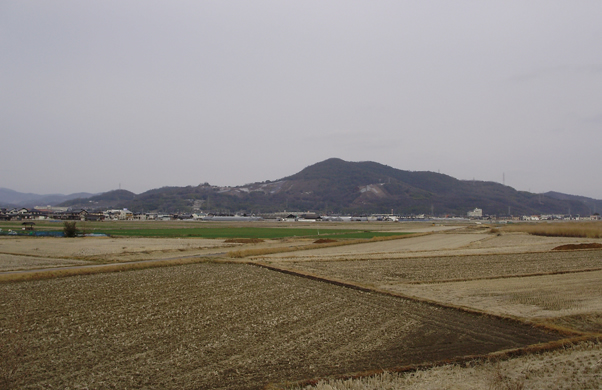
[2,1,601,198]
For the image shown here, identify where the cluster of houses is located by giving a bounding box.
[467,208,599,221]
[0,207,132,222]
[521,214,599,221]
[1,206,599,223]
[1,207,219,222]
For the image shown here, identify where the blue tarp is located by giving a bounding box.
[34,231,65,237]
[0,231,64,237]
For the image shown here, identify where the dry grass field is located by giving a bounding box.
[263,231,602,261]
[0,253,96,272]
[0,236,231,261]
[262,227,602,389]
[263,233,489,259]
[387,270,602,321]
[1,222,601,389]
[0,263,562,390]
[263,239,602,334]
[503,221,602,238]
[0,236,317,272]
[291,340,602,390]
[265,250,602,285]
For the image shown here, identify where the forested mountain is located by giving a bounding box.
[544,191,602,215]
[58,190,136,210]
[55,158,597,216]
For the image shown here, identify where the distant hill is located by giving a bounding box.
[544,191,602,215]
[57,189,136,209]
[56,158,599,216]
[0,187,95,208]
[255,158,592,216]
[10,159,600,216]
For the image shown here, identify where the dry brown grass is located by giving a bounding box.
[0,236,231,262]
[0,253,97,272]
[503,221,602,238]
[542,313,602,334]
[0,257,212,283]
[263,232,500,261]
[224,238,265,243]
[286,339,602,390]
[386,269,602,321]
[227,233,427,258]
[269,251,602,285]
[313,239,337,244]
[228,239,340,258]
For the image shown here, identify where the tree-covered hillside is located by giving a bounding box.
[57,158,594,216]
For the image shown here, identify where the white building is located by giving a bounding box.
[104,209,134,220]
[467,208,483,218]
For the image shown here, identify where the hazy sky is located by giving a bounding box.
[2,1,601,198]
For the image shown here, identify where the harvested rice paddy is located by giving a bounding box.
[0,263,562,390]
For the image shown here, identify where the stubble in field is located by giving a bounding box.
[389,270,602,323]
[270,250,602,285]
[293,340,602,390]
[0,263,563,390]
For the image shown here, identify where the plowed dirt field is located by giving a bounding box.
[0,263,562,390]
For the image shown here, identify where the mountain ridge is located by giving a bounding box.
[3,159,600,216]
[0,188,96,208]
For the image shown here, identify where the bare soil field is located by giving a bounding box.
[0,263,563,390]
[266,250,602,285]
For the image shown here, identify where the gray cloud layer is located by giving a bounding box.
[2,1,601,198]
